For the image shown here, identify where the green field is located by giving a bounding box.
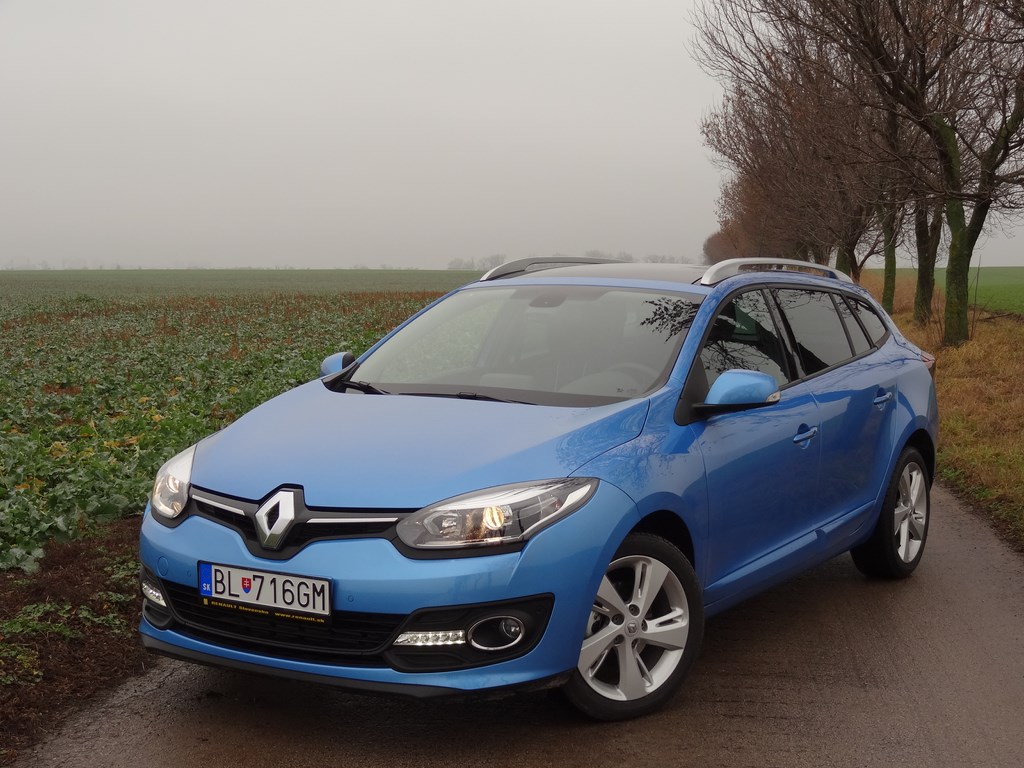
[940,266,1024,315]
[1,270,477,571]
[876,266,1024,314]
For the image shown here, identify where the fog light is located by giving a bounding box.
[140,578,167,608]
[469,615,526,651]
[393,630,466,647]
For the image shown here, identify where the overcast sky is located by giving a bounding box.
[0,0,1018,270]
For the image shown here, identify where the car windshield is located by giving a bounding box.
[351,284,703,406]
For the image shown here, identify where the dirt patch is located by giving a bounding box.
[0,518,150,765]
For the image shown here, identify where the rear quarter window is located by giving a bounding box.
[836,296,872,356]
[849,297,889,346]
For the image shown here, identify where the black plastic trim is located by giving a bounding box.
[141,635,456,698]
[384,594,554,672]
[154,576,405,665]
[143,633,572,698]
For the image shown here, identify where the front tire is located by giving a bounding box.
[562,533,703,720]
[851,447,930,579]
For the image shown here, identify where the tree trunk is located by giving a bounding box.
[849,257,862,284]
[879,202,898,313]
[943,195,991,346]
[913,202,941,324]
[835,227,862,282]
[943,220,970,345]
[835,247,853,277]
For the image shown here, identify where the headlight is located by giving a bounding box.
[396,478,597,549]
[150,445,196,520]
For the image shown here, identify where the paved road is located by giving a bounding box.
[15,486,1024,768]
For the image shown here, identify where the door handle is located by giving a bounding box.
[873,392,893,407]
[792,426,818,444]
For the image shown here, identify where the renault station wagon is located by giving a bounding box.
[139,257,938,720]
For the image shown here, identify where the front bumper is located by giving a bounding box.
[141,634,572,698]
[138,480,640,694]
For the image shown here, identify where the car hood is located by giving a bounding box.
[190,381,649,508]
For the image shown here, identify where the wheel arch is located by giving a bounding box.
[631,510,696,575]
[904,428,936,486]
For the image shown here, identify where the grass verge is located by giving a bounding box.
[862,273,1024,550]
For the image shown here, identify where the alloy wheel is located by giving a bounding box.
[577,554,690,701]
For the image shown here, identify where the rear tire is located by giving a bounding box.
[562,533,703,720]
[851,447,930,579]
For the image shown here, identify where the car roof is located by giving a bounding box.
[471,257,857,296]
[506,261,708,285]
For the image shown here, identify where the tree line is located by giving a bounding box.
[694,0,1024,345]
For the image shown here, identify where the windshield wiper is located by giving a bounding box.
[399,391,532,404]
[329,379,390,395]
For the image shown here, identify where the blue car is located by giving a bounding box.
[139,257,938,720]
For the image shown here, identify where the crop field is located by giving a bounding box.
[0,270,475,571]
[943,266,1024,314]
[3,266,1023,573]
[3,268,480,298]
[878,266,1024,314]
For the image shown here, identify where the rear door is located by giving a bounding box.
[771,289,896,530]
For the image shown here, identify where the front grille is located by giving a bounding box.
[286,520,396,547]
[189,487,415,560]
[192,501,395,545]
[194,501,258,538]
[161,581,405,667]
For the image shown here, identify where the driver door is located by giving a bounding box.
[689,289,822,604]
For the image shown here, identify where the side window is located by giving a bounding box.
[773,289,854,375]
[849,297,888,346]
[701,290,791,389]
[836,296,872,356]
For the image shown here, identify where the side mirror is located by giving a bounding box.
[320,351,356,378]
[696,369,780,416]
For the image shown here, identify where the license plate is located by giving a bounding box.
[198,562,331,618]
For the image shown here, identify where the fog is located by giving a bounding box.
[0,1,1017,270]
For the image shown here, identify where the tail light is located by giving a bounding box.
[922,351,936,378]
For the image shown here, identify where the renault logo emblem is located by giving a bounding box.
[254,489,297,549]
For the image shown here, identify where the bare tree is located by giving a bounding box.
[693,0,1024,339]
[693,0,925,294]
[745,0,1024,344]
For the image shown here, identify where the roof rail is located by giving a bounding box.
[700,258,853,286]
[479,256,623,282]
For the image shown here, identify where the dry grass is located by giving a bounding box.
[860,274,1024,549]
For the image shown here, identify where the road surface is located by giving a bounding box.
[14,486,1024,768]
